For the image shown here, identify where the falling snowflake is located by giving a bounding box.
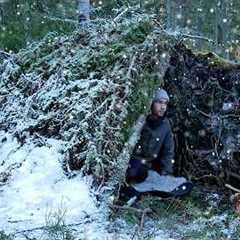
[198,129,206,137]
[141,159,146,164]
[227,149,231,154]
[161,52,167,58]
[176,14,182,20]
[184,131,190,137]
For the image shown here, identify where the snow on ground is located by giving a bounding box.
[0,131,174,240]
[0,131,105,236]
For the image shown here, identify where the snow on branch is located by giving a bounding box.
[0,12,178,185]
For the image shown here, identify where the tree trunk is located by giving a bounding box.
[78,0,90,23]
[0,5,4,25]
[166,0,171,30]
[215,0,231,58]
[196,0,204,49]
[215,0,222,55]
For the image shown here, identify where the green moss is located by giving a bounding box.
[112,188,239,239]
[196,51,235,70]
[122,20,153,44]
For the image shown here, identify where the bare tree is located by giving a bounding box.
[78,0,90,22]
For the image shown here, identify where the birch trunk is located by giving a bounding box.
[78,0,90,22]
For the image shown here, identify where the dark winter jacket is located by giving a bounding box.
[132,114,174,175]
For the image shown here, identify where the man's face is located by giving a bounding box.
[152,99,168,117]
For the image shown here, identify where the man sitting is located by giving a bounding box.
[124,88,193,199]
[126,88,174,183]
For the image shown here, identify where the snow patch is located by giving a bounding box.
[0,131,100,234]
[0,131,176,239]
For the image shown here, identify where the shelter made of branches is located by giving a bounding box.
[0,5,239,192]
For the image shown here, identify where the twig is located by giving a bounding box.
[113,7,130,22]
[127,196,137,207]
[44,16,78,24]
[127,54,137,79]
[225,184,240,193]
[192,105,211,118]
[181,34,215,43]
[14,226,45,235]
[13,218,92,235]
[140,210,147,231]
[111,204,151,231]
[159,29,215,43]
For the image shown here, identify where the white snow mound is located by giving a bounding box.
[0,131,98,233]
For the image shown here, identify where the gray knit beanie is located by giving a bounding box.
[152,89,169,102]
